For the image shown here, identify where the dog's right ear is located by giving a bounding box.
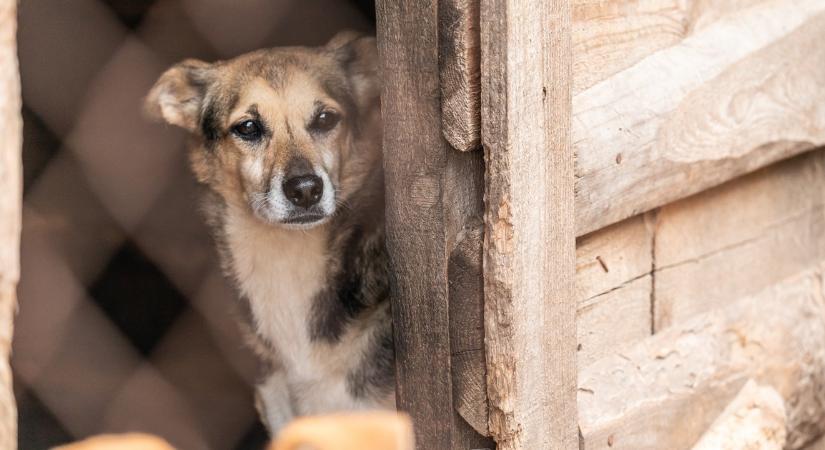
[144,59,213,132]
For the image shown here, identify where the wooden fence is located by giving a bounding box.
[376,0,825,449]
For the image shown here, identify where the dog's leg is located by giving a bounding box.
[255,369,294,436]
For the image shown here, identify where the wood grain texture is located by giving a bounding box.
[480,0,576,448]
[375,2,454,449]
[575,215,654,369]
[445,148,494,448]
[439,0,481,151]
[571,0,770,94]
[449,222,489,438]
[654,150,825,330]
[0,0,20,447]
[574,1,825,235]
[690,380,786,450]
[578,268,825,450]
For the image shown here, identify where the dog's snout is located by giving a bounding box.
[283,174,323,209]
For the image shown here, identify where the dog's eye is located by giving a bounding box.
[232,120,262,140]
[309,110,340,133]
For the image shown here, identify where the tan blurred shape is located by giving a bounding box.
[270,412,414,450]
[52,433,175,450]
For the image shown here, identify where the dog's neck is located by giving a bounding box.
[222,203,330,371]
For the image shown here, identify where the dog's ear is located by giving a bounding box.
[326,31,380,113]
[144,59,213,132]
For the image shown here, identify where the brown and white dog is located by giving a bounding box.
[144,32,393,434]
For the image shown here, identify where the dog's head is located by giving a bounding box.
[145,32,380,229]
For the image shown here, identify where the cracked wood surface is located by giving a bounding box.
[574,0,825,235]
[0,0,20,446]
[575,215,654,368]
[654,150,825,329]
[480,0,576,448]
[578,267,825,450]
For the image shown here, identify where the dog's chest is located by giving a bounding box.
[224,212,330,376]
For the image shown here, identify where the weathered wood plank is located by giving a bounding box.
[574,1,825,235]
[654,150,825,329]
[578,268,825,450]
[375,2,454,449]
[0,0,20,446]
[571,0,769,94]
[576,215,653,301]
[444,149,494,448]
[439,0,481,151]
[480,0,576,448]
[449,222,489,438]
[577,275,651,369]
[690,380,786,450]
[575,215,654,369]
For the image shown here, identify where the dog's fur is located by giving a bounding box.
[145,32,393,434]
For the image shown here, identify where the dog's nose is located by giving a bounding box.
[283,174,323,209]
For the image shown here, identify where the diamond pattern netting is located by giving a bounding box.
[14,1,375,448]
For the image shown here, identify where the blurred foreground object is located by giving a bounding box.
[691,379,787,450]
[52,433,175,450]
[0,0,21,447]
[270,412,414,450]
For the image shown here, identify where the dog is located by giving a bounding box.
[144,31,393,435]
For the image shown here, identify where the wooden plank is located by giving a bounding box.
[571,0,769,94]
[480,0,576,448]
[449,222,489,438]
[654,150,825,329]
[578,267,825,450]
[577,276,651,369]
[574,1,825,235]
[439,0,481,151]
[445,148,494,449]
[575,215,654,369]
[576,215,652,301]
[375,3,454,449]
[0,0,19,446]
[690,380,786,450]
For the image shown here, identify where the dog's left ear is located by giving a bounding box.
[327,31,380,113]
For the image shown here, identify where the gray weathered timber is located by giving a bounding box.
[0,0,20,446]
[439,0,481,151]
[376,2,454,448]
[480,0,576,448]
[573,3,825,235]
[578,268,825,450]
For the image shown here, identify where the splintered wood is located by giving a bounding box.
[480,0,576,449]
[0,0,20,447]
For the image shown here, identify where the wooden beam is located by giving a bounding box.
[575,215,654,368]
[574,1,825,235]
[654,150,825,330]
[690,380,787,450]
[480,0,576,448]
[578,268,825,450]
[0,0,20,446]
[571,0,769,95]
[375,2,454,449]
[439,0,481,151]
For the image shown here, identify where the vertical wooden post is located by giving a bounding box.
[375,2,456,449]
[0,0,20,447]
[480,0,576,449]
